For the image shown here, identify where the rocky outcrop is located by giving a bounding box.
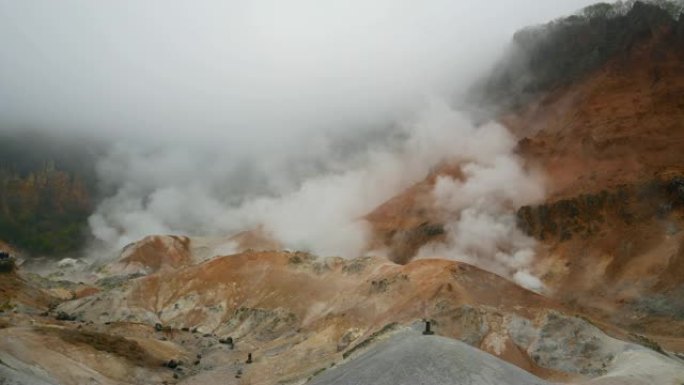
[364,163,460,264]
[517,176,684,243]
[512,174,684,335]
[106,235,194,276]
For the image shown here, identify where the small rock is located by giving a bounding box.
[165,360,178,369]
[55,311,76,321]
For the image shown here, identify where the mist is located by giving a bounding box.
[414,102,546,291]
[2,0,598,141]
[0,1,598,281]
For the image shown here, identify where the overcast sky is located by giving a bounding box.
[0,0,598,149]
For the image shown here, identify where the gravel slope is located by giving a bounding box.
[308,328,550,385]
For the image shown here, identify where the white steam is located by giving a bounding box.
[0,0,601,290]
[415,106,546,292]
[90,99,548,294]
[90,100,495,257]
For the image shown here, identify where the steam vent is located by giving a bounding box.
[2,1,684,384]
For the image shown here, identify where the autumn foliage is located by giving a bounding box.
[0,162,93,255]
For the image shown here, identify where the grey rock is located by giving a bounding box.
[308,328,550,385]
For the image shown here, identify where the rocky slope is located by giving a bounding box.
[3,2,684,385]
[308,328,552,385]
[364,0,684,340]
[1,238,684,384]
[504,2,684,339]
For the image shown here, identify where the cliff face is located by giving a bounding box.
[498,3,684,335]
[515,176,684,322]
[517,176,684,244]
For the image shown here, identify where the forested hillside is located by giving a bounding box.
[0,130,99,255]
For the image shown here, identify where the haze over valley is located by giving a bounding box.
[2,1,684,384]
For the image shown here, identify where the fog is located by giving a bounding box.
[0,1,598,287]
[2,0,597,143]
[414,102,545,291]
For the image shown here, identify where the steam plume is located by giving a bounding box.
[0,0,600,290]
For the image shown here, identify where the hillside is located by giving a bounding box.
[364,0,684,336]
[502,1,684,336]
[3,2,684,385]
[0,131,98,255]
[476,0,684,113]
[4,242,684,384]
